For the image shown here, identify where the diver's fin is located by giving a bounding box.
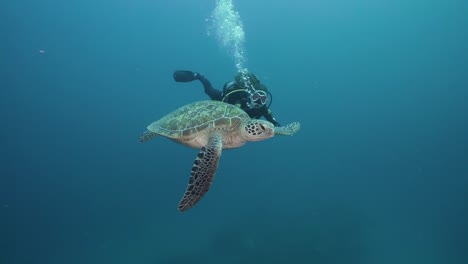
[173,70,197,82]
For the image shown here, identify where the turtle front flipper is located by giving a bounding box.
[178,133,223,212]
[138,130,158,143]
[274,122,301,136]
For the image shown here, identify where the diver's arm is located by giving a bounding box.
[264,109,281,127]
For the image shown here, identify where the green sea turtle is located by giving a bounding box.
[139,100,300,212]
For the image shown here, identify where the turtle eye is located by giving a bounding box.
[260,124,265,130]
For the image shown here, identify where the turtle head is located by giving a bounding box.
[242,119,275,142]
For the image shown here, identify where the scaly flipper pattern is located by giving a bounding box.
[178,133,223,212]
[274,122,301,136]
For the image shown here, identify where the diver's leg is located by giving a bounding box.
[195,73,223,101]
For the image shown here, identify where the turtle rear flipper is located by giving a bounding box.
[138,130,158,143]
[274,122,301,136]
[178,133,223,212]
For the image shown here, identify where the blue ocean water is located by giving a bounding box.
[1,0,467,263]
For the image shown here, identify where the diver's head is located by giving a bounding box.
[234,72,263,90]
[234,72,269,109]
[247,90,268,109]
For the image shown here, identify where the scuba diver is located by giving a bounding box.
[173,70,281,127]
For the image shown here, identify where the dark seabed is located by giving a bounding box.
[2,0,467,263]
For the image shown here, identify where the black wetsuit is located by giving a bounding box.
[196,73,281,127]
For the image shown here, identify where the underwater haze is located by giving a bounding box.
[2,0,468,263]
